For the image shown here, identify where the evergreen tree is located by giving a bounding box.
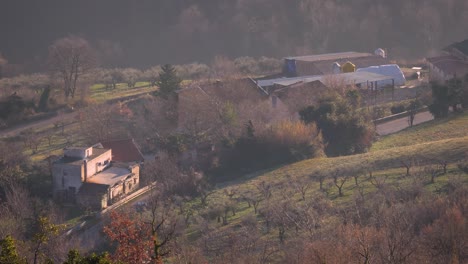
[0,235,26,264]
[64,249,113,264]
[156,64,181,99]
[38,86,51,112]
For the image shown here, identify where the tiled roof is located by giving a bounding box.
[101,139,144,163]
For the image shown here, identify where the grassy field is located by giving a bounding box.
[89,82,157,103]
[181,113,468,233]
[372,111,468,151]
[20,121,87,162]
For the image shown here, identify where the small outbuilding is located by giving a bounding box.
[356,64,406,86]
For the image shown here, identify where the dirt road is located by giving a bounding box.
[0,90,152,139]
[0,111,79,138]
[376,111,434,136]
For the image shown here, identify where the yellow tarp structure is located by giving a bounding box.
[341,61,356,73]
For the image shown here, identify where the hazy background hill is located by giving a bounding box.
[1,0,468,70]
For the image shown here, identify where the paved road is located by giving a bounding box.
[376,111,434,136]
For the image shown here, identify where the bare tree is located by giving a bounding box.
[424,164,440,184]
[78,104,116,143]
[48,35,97,99]
[314,172,327,191]
[241,190,263,214]
[369,174,389,191]
[401,158,417,176]
[255,181,273,200]
[286,174,311,201]
[332,170,349,197]
[23,129,42,154]
[197,181,215,207]
[146,189,178,264]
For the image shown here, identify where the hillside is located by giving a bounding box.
[173,112,468,262]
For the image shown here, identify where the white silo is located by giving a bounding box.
[375,48,386,58]
[332,62,341,74]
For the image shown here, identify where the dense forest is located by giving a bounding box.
[1,0,468,70]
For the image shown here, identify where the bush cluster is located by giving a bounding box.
[300,92,375,156]
[215,120,323,176]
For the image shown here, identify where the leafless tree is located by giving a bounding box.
[198,182,215,207]
[223,187,239,201]
[42,131,54,146]
[376,205,418,263]
[78,104,116,143]
[423,164,440,184]
[369,174,389,191]
[314,172,327,191]
[286,174,311,201]
[146,188,178,264]
[401,158,417,176]
[241,190,263,214]
[332,170,349,197]
[255,181,272,200]
[48,35,97,99]
[23,129,42,154]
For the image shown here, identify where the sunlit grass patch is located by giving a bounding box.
[372,112,468,151]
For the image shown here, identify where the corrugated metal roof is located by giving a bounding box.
[285,52,373,62]
[258,72,394,88]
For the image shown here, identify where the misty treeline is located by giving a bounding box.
[0,48,281,126]
[155,0,468,60]
[140,0,468,61]
[71,0,468,64]
[3,0,468,70]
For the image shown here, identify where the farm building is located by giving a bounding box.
[426,39,468,81]
[282,50,389,77]
[52,145,140,210]
[256,71,396,91]
[356,64,406,86]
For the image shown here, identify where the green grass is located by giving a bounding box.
[372,111,468,151]
[89,82,157,103]
[22,121,87,162]
[182,113,468,233]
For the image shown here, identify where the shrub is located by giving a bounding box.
[458,160,468,174]
[300,93,375,156]
[260,121,324,162]
[216,120,323,175]
[390,103,406,115]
